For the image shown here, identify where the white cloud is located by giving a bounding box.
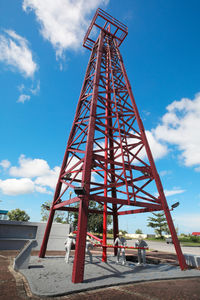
[10,154,60,190]
[145,130,168,160]
[153,93,200,169]
[0,178,53,196]
[160,170,172,177]
[9,154,52,178]
[0,29,37,77]
[0,159,11,169]
[164,189,185,197]
[0,178,35,195]
[23,0,109,58]
[137,130,168,162]
[35,166,60,189]
[155,188,185,198]
[17,80,40,103]
[94,130,168,166]
[35,185,52,195]
[30,80,40,95]
[17,94,31,103]
[17,84,25,92]
[0,155,60,196]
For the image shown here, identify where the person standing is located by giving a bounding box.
[113,232,127,265]
[64,232,76,263]
[135,235,148,266]
[86,236,93,263]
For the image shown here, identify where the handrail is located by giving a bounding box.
[73,231,103,243]
[94,244,148,250]
[98,8,127,32]
[83,8,128,50]
[72,231,148,249]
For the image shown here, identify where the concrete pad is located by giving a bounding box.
[184,254,200,268]
[19,255,200,297]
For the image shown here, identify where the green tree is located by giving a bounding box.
[72,201,112,233]
[135,228,143,234]
[147,212,169,238]
[107,228,113,234]
[7,208,30,222]
[41,201,67,223]
[164,224,178,236]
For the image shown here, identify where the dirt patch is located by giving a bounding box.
[0,251,27,300]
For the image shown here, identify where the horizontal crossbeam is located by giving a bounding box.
[118,207,162,215]
[94,244,148,250]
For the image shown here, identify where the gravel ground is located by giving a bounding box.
[19,254,200,297]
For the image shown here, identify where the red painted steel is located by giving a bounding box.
[94,244,148,250]
[113,40,187,270]
[118,207,162,215]
[38,207,55,257]
[72,30,105,283]
[39,8,187,282]
[73,231,148,250]
[83,8,128,50]
[102,79,108,262]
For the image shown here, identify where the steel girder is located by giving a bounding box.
[39,9,187,283]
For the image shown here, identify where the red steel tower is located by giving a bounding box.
[39,9,187,283]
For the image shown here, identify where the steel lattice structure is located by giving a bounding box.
[39,9,187,283]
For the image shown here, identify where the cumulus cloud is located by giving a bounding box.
[17,94,30,103]
[35,166,60,189]
[35,185,52,195]
[9,154,52,178]
[141,130,168,161]
[125,130,167,163]
[0,178,53,195]
[0,159,11,169]
[0,155,60,196]
[0,178,35,195]
[22,0,109,58]
[0,29,37,77]
[153,93,200,169]
[94,130,168,165]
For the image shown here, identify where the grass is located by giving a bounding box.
[90,234,200,246]
[146,237,165,242]
[147,237,200,247]
[180,241,200,247]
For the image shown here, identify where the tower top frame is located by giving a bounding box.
[83,8,128,50]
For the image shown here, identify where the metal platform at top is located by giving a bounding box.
[83,8,128,50]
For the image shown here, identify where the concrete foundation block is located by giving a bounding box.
[184,254,200,268]
[13,239,38,270]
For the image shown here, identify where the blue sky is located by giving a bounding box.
[0,0,200,234]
